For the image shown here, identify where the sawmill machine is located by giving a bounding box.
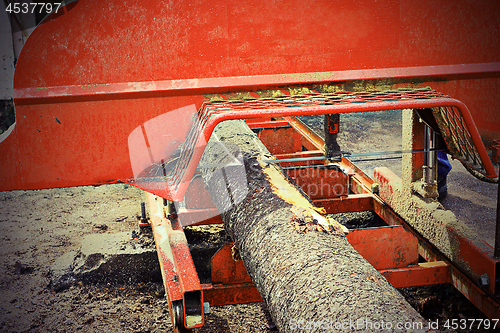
[2,0,500,331]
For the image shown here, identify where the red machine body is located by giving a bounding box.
[1,0,500,191]
[3,2,500,330]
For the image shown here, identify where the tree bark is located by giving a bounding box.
[200,120,428,332]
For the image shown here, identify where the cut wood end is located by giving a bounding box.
[290,206,348,236]
[257,157,348,236]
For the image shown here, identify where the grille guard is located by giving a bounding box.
[124,88,497,201]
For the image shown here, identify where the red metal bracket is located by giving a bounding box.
[380,262,451,288]
[346,226,418,270]
[202,242,263,307]
[203,230,450,304]
[146,193,205,330]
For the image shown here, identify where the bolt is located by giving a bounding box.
[131,230,139,239]
[203,302,211,315]
[140,202,147,220]
[478,274,490,289]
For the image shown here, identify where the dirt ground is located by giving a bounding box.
[0,112,498,332]
[0,185,277,333]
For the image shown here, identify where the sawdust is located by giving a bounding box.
[377,162,492,270]
[376,109,496,280]
[441,158,499,247]
[203,82,412,103]
[0,181,492,332]
[0,185,276,333]
[258,158,348,236]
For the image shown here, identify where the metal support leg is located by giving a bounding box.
[324,113,342,162]
[147,194,204,331]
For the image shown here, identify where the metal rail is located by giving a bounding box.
[13,63,500,105]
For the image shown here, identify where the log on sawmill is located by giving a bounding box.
[200,120,428,332]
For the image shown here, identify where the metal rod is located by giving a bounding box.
[423,125,438,184]
[324,113,342,162]
[141,202,147,220]
[260,147,444,164]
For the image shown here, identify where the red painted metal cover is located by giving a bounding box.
[2,0,500,191]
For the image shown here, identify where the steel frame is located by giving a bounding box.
[147,116,500,331]
[13,63,500,105]
[146,193,204,330]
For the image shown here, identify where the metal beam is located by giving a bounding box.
[14,63,500,105]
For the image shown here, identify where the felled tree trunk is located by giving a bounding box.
[200,120,427,332]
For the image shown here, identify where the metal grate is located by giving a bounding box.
[173,89,446,188]
[126,88,495,201]
[432,106,486,174]
[204,89,448,111]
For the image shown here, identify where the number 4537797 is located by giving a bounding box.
[5,2,62,14]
